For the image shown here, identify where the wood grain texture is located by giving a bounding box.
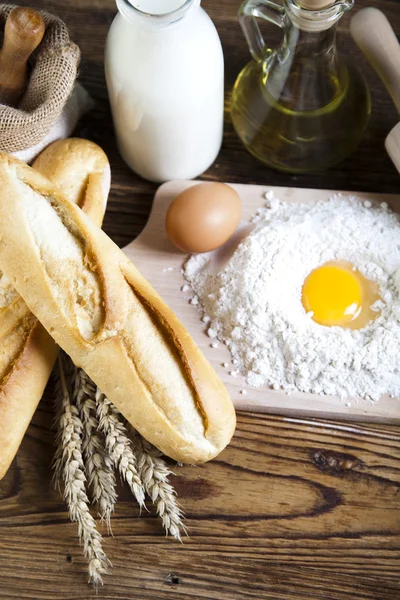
[1,0,400,598]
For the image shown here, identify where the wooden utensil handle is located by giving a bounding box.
[386,122,400,176]
[0,7,45,106]
[350,7,400,113]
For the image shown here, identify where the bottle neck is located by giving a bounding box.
[284,20,338,60]
[266,6,345,110]
[285,0,353,32]
[116,0,200,28]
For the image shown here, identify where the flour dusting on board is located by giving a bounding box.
[183,192,400,400]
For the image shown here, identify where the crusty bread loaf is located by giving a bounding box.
[0,140,110,480]
[33,138,111,225]
[0,153,236,464]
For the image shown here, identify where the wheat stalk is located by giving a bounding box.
[53,354,109,585]
[53,355,185,585]
[96,391,145,507]
[131,432,186,540]
[73,367,117,531]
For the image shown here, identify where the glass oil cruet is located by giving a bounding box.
[231,0,371,173]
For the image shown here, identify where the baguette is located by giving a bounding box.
[32,138,110,225]
[0,140,110,480]
[0,153,236,464]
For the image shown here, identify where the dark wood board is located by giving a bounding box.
[1,1,400,599]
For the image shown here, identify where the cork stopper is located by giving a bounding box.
[296,0,336,9]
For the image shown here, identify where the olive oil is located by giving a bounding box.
[232,0,371,173]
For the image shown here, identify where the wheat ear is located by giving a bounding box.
[96,391,145,507]
[73,367,118,531]
[53,354,109,585]
[131,432,186,540]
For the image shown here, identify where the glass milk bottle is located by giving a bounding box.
[105,0,224,183]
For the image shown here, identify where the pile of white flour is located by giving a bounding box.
[184,193,400,400]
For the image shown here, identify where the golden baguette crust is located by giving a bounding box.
[0,153,236,463]
[32,138,111,226]
[0,141,109,480]
[0,308,58,479]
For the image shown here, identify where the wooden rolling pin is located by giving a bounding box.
[0,7,45,106]
[350,8,400,175]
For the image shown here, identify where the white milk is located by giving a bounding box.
[105,0,224,182]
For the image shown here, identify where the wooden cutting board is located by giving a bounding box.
[123,180,400,423]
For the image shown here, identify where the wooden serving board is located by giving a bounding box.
[123,180,400,423]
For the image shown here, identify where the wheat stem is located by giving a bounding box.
[131,432,186,540]
[73,367,118,531]
[53,354,109,585]
[96,391,145,507]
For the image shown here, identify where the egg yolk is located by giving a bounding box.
[302,263,362,327]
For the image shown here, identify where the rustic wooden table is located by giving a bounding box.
[1,0,400,598]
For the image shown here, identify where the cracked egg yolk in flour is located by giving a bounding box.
[302,261,381,329]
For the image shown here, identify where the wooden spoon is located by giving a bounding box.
[351,7,400,174]
[0,7,45,107]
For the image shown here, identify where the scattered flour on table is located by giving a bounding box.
[183,193,400,400]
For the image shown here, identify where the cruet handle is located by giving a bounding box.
[238,0,286,62]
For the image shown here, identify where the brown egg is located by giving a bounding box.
[165,183,242,253]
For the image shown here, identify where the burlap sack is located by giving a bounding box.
[0,4,80,153]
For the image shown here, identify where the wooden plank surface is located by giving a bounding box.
[126,180,400,422]
[1,0,400,599]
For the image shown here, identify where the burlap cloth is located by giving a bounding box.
[0,4,81,154]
